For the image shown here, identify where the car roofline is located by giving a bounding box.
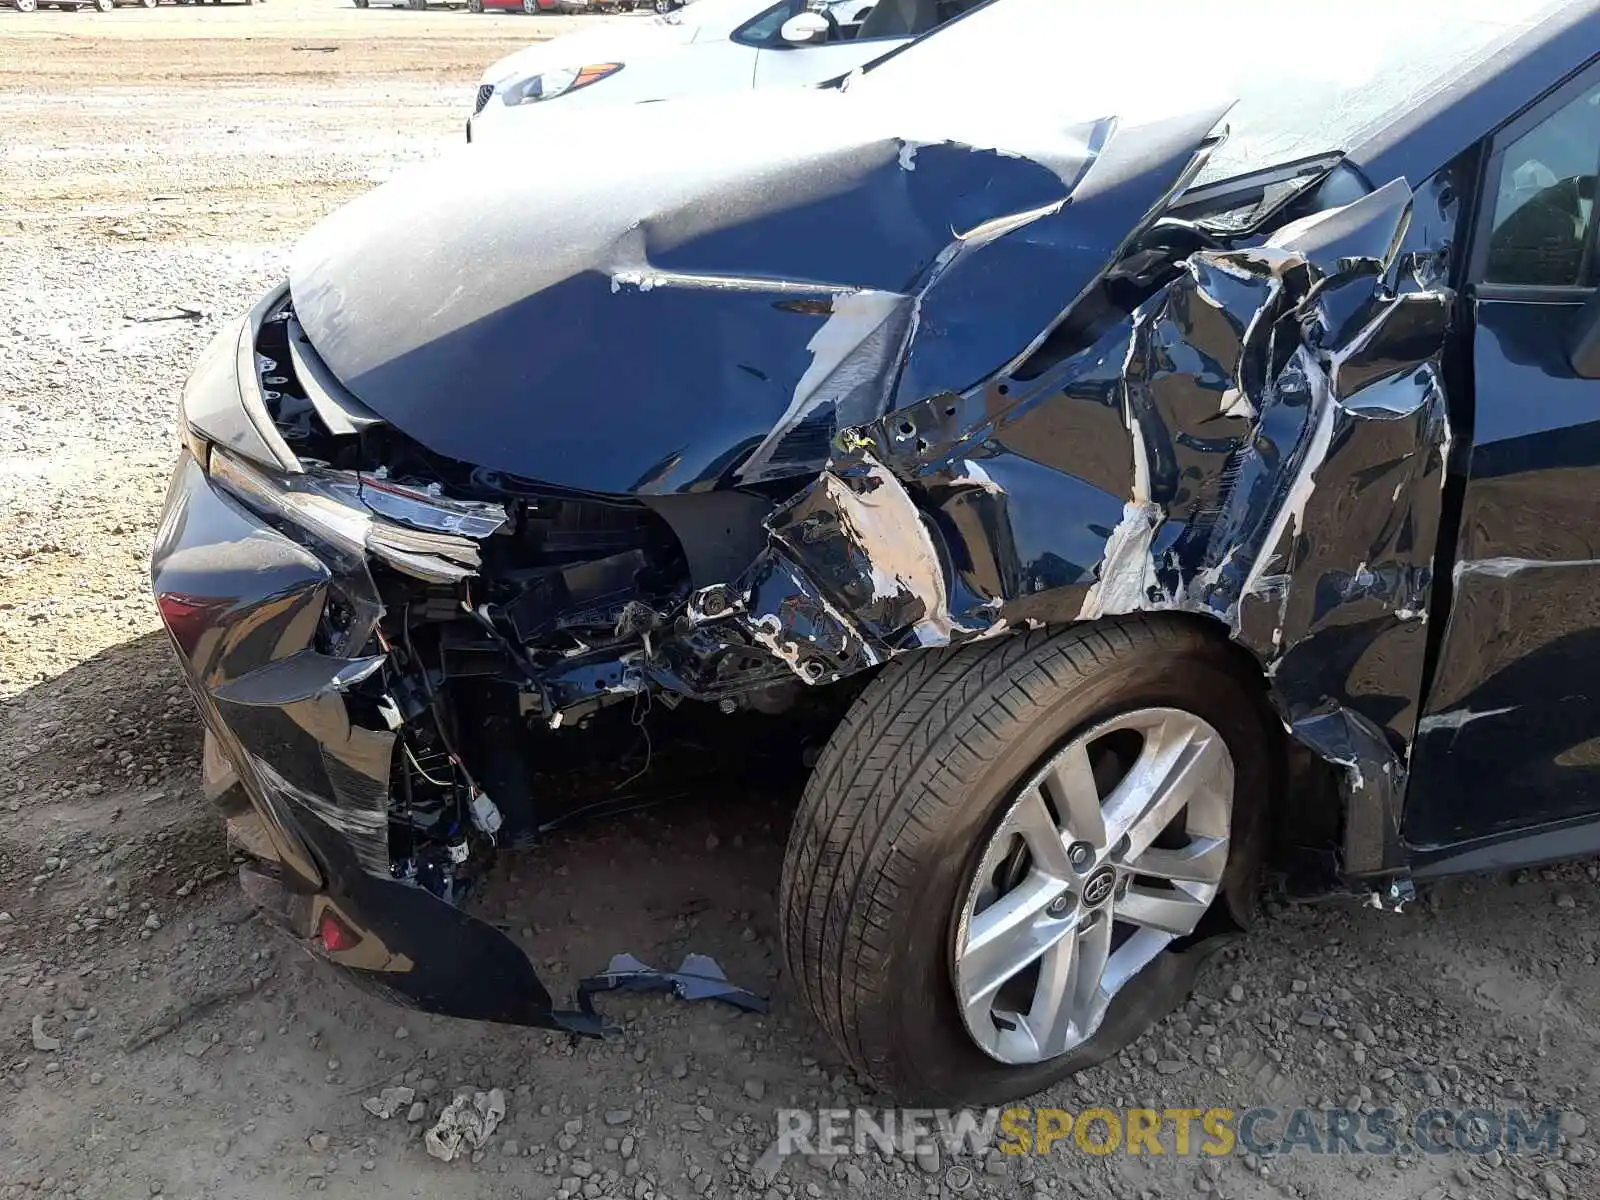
[1347,0,1600,188]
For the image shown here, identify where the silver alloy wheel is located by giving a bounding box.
[953,707,1234,1065]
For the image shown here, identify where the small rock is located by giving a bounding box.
[914,1143,940,1174]
[1542,1169,1567,1198]
[31,1015,61,1052]
[604,1108,633,1127]
[362,1086,415,1120]
[1558,1111,1587,1139]
[406,1103,427,1123]
[308,1134,330,1153]
[743,1079,766,1102]
[394,1026,409,1041]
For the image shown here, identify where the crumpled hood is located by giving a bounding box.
[479,20,698,86]
[289,85,1229,495]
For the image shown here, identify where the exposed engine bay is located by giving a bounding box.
[230,292,849,903]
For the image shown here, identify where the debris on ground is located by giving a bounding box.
[123,304,208,323]
[577,953,769,1015]
[424,1089,506,1162]
[31,1015,61,1052]
[362,1086,415,1120]
[123,979,258,1051]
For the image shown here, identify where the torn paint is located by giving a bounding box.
[1456,556,1600,578]
[717,173,1455,876]
[1415,705,1515,735]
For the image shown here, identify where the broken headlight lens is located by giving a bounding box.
[209,447,374,564]
[208,448,507,587]
[501,63,623,106]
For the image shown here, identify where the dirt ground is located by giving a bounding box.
[0,4,1597,1199]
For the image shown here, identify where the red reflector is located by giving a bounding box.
[316,909,361,953]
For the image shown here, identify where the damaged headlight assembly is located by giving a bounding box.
[502,63,624,106]
[206,449,507,589]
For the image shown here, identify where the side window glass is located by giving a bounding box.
[817,0,867,40]
[736,1,800,45]
[1485,81,1600,287]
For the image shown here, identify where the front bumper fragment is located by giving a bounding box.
[151,450,604,1034]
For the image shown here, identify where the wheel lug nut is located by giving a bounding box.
[1046,892,1073,918]
[1067,841,1094,869]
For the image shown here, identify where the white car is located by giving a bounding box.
[467,0,978,143]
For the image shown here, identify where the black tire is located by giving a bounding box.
[777,617,1274,1105]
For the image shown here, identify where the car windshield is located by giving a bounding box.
[856,0,1580,183]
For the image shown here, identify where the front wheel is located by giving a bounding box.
[93,0,112,11]
[778,618,1272,1104]
[14,0,38,11]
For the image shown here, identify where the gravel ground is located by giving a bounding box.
[1,5,1597,1199]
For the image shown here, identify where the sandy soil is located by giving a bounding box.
[0,4,1596,1199]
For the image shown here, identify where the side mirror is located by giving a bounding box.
[779,10,830,44]
[1568,288,1600,379]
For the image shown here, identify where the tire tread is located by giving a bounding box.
[777,617,1224,1089]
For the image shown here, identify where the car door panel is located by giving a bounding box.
[1405,66,1600,848]
[1407,304,1600,846]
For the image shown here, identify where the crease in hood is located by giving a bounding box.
[289,84,1231,495]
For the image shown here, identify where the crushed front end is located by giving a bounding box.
[152,281,836,1029]
[149,287,705,1032]
[153,79,1460,1030]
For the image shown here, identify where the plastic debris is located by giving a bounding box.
[424,1088,506,1162]
[577,953,769,1015]
[362,1085,415,1120]
[125,304,208,323]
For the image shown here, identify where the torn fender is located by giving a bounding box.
[728,175,1457,875]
